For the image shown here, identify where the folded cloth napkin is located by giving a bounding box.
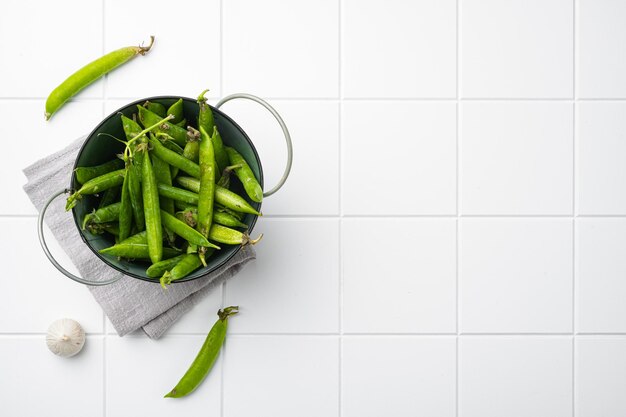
[23,135,255,339]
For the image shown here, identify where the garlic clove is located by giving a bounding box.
[46,318,86,357]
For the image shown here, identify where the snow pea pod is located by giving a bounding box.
[66,169,126,210]
[74,159,124,185]
[45,37,154,120]
[175,176,260,215]
[164,306,238,397]
[142,151,162,263]
[167,98,184,124]
[138,105,187,147]
[145,254,187,278]
[150,138,201,178]
[160,210,219,249]
[225,146,263,203]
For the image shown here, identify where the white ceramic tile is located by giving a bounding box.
[1,100,104,215]
[342,0,456,98]
[104,98,145,116]
[461,0,573,98]
[0,0,103,98]
[461,102,573,214]
[343,219,456,333]
[107,335,220,416]
[343,337,455,417]
[224,219,339,333]
[216,100,339,215]
[0,336,103,417]
[576,337,626,417]
[0,218,103,333]
[461,219,572,333]
[104,0,220,99]
[578,0,626,98]
[460,337,572,417]
[223,0,339,98]
[223,336,339,417]
[343,102,456,215]
[577,103,626,214]
[577,219,626,333]
[162,285,223,334]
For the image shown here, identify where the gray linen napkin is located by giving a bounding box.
[23,136,255,339]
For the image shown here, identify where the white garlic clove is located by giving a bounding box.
[46,318,86,357]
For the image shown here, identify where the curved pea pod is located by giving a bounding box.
[146,254,187,278]
[82,202,121,229]
[143,100,166,118]
[98,186,121,209]
[142,151,163,263]
[127,160,145,232]
[160,210,220,249]
[118,168,133,241]
[150,138,200,178]
[183,127,201,163]
[158,184,199,205]
[224,146,262,203]
[164,306,238,397]
[45,37,154,120]
[67,169,126,211]
[209,224,262,246]
[99,242,180,260]
[138,105,187,147]
[210,126,230,178]
[159,253,205,288]
[167,98,184,124]
[74,159,124,185]
[175,176,260,215]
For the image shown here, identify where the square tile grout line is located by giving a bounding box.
[572,1,578,416]
[337,1,344,416]
[101,0,107,415]
[455,0,461,416]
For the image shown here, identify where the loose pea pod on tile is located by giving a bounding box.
[74,158,124,185]
[45,36,155,120]
[225,146,263,203]
[164,306,238,397]
[67,169,126,211]
[138,105,188,147]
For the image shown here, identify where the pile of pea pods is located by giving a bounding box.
[65,90,263,287]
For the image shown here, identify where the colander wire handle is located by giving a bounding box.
[38,189,123,286]
[216,93,292,197]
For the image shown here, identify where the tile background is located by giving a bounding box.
[2,0,626,415]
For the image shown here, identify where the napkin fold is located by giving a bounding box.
[23,136,255,339]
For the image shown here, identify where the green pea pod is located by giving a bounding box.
[151,155,175,214]
[145,254,187,278]
[120,230,147,244]
[82,202,122,230]
[174,118,187,128]
[174,200,197,211]
[175,176,260,215]
[167,98,184,124]
[138,105,187,147]
[209,224,262,246]
[99,242,180,260]
[74,159,124,185]
[159,253,205,288]
[224,146,263,203]
[215,204,245,221]
[142,151,163,263]
[118,167,133,241]
[150,138,201,178]
[86,222,119,236]
[158,184,199,205]
[98,186,121,209]
[164,306,238,397]
[127,160,145,232]
[197,127,216,265]
[67,169,126,211]
[216,164,242,189]
[183,127,201,164]
[179,209,248,229]
[143,101,166,118]
[211,126,230,178]
[159,138,184,179]
[160,210,219,249]
[121,115,146,184]
[45,37,154,120]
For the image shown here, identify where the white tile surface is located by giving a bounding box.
[223,336,339,417]
[460,219,572,333]
[0,218,103,333]
[577,102,626,214]
[578,0,626,98]
[343,337,456,417]
[459,337,572,417]
[343,101,456,215]
[576,337,626,417]
[1,100,104,215]
[577,219,626,333]
[106,335,221,416]
[461,0,573,98]
[461,102,573,214]
[343,219,456,333]
[0,336,103,417]
[104,0,221,99]
[0,0,103,98]
[223,0,339,98]
[224,219,339,333]
[217,100,339,215]
[342,0,456,98]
